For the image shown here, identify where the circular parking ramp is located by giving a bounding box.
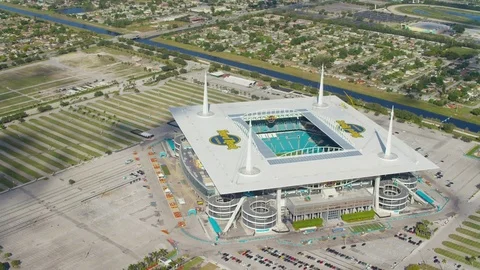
[241,197,277,230]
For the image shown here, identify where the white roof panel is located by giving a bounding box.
[170,96,438,194]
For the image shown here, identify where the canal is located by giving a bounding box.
[0,3,479,132]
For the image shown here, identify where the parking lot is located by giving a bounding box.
[0,147,176,269]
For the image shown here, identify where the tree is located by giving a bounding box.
[11,260,21,268]
[94,91,104,97]
[442,123,455,133]
[68,179,75,185]
[3,253,11,259]
[452,24,465,34]
[470,108,480,116]
[310,55,334,68]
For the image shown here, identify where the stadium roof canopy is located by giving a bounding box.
[170,96,437,194]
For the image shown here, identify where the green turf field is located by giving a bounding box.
[350,222,385,234]
[397,5,480,26]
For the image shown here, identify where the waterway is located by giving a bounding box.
[1,3,479,132]
[57,7,86,15]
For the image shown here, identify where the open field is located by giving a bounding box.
[183,257,204,270]
[396,5,480,26]
[152,38,480,126]
[0,50,154,118]
[0,78,245,190]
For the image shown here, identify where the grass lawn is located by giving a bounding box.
[183,257,204,270]
[60,111,141,142]
[350,222,385,234]
[152,38,480,126]
[161,164,170,175]
[1,128,76,164]
[50,113,132,146]
[169,80,247,101]
[0,96,35,110]
[443,241,480,257]
[457,228,480,239]
[0,173,18,188]
[0,145,44,179]
[0,134,69,169]
[114,96,171,119]
[86,103,147,131]
[446,47,477,57]
[342,210,376,223]
[469,215,480,223]
[0,101,39,118]
[150,87,202,104]
[22,121,101,158]
[119,95,177,117]
[164,81,246,102]
[142,89,194,106]
[466,145,480,160]
[0,65,65,91]
[93,101,158,127]
[33,118,110,153]
[292,218,323,230]
[0,142,57,173]
[435,248,480,267]
[449,234,480,249]
[39,116,121,150]
[166,80,250,101]
[166,249,177,259]
[97,99,163,126]
[200,263,218,270]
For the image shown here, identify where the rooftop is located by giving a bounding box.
[170,95,437,194]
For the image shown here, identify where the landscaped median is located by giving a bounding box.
[292,218,323,230]
[435,248,480,268]
[341,210,376,223]
[152,37,480,126]
[466,145,480,160]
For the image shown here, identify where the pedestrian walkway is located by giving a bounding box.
[148,148,186,227]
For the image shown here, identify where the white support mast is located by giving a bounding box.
[245,121,253,173]
[318,64,324,106]
[239,121,260,176]
[378,106,398,160]
[313,64,328,108]
[385,106,394,157]
[198,70,214,117]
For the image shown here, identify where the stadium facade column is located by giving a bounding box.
[276,188,282,226]
[374,176,380,211]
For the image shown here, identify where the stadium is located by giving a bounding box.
[170,70,438,234]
